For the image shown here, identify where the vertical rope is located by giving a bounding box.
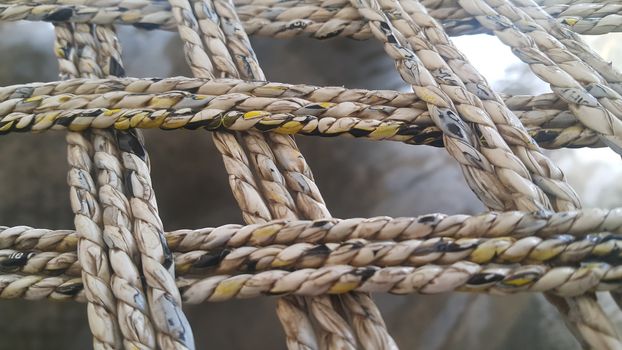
[56,21,124,349]
[95,23,197,349]
[210,1,397,349]
[91,25,160,349]
[168,0,274,226]
[451,0,622,345]
[91,128,157,349]
[364,0,622,347]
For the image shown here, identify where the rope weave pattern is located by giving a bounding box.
[1,0,622,348]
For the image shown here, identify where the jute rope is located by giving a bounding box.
[170,1,392,347]
[60,25,125,350]
[2,260,622,300]
[88,26,160,349]
[350,0,618,347]
[2,0,622,348]
[5,231,622,277]
[1,1,620,38]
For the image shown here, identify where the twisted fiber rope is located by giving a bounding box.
[509,0,622,97]
[82,22,194,349]
[169,0,277,227]
[0,88,599,139]
[457,0,622,345]
[118,127,196,349]
[79,24,160,349]
[459,0,622,155]
[4,207,622,254]
[0,88,576,128]
[421,0,622,346]
[1,1,619,39]
[60,22,124,349]
[497,0,622,131]
[0,77,605,147]
[53,22,79,80]
[0,76,576,111]
[3,260,622,301]
[180,0,328,347]
[424,1,620,20]
[353,0,539,233]
[235,0,622,37]
[167,1,353,348]
[354,0,618,347]
[68,23,174,349]
[425,2,622,35]
[183,1,389,347]
[6,231,622,277]
[384,0,580,213]
[471,0,622,338]
[1,0,621,348]
[384,11,605,336]
[90,27,160,349]
[92,128,158,349]
[0,91,606,149]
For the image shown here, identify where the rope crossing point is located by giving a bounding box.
[1,0,622,348]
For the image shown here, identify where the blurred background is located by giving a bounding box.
[0,20,621,349]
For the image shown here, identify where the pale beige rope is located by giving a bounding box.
[353,0,618,348]
[89,25,159,349]
[352,14,596,346]
[92,129,157,350]
[67,132,123,349]
[506,0,622,100]
[170,1,348,347]
[2,1,620,38]
[484,0,622,341]
[486,0,622,125]
[117,129,196,349]
[458,0,622,155]
[169,0,274,225]
[59,22,124,349]
[0,88,585,127]
[352,0,551,217]
[191,0,238,77]
[385,0,580,213]
[191,1,361,347]
[82,21,195,349]
[4,207,622,252]
[451,0,622,346]
[0,76,570,110]
[422,1,622,35]
[406,0,621,347]
[187,2,323,346]
[169,0,215,77]
[7,231,622,277]
[74,23,104,79]
[93,26,125,78]
[3,0,620,348]
[53,22,79,80]
[0,76,605,148]
[4,260,622,301]
[211,2,397,347]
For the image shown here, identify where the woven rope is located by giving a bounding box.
[1,1,620,37]
[2,0,622,348]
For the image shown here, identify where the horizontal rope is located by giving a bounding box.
[0,106,601,148]
[0,108,447,146]
[0,1,615,37]
[0,88,585,128]
[0,78,601,148]
[1,77,577,112]
[3,207,622,254]
[2,232,622,277]
[2,260,622,302]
